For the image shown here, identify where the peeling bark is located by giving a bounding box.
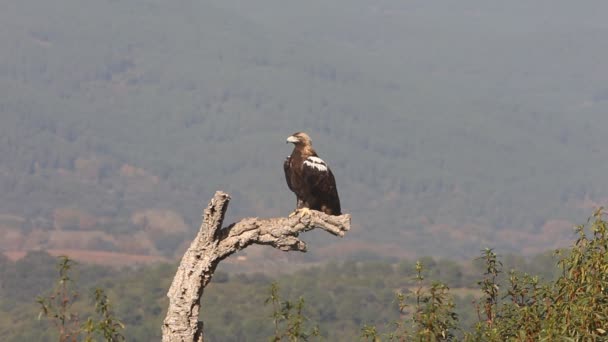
[162,191,351,342]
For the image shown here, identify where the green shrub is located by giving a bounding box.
[466,208,608,341]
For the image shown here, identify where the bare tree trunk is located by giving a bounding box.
[162,191,351,342]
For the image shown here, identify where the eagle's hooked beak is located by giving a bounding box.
[286,136,299,144]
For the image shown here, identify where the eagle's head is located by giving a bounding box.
[286,132,312,146]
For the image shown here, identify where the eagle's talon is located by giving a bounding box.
[298,208,312,218]
[289,208,311,218]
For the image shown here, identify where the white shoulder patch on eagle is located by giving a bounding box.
[304,156,328,172]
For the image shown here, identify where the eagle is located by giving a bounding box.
[284,132,341,217]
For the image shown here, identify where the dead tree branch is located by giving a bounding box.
[161,191,351,342]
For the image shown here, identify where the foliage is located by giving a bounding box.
[265,282,320,341]
[362,261,458,341]
[473,248,501,327]
[36,256,125,342]
[356,209,608,341]
[36,257,82,342]
[408,262,459,341]
[465,208,608,341]
[82,289,125,342]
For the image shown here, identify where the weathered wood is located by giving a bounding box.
[162,191,351,342]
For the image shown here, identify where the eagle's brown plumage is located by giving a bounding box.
[284,132,341,215]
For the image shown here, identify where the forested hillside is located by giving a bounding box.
[2,0,608,261]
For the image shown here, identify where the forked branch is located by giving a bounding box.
[161,191,351,342]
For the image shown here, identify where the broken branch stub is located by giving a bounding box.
[162,191,351,342]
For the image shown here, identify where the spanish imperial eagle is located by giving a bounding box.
[284,132,341,216]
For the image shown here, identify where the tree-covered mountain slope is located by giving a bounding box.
[1,0,608,259]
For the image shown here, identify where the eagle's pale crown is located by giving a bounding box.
[286,132,312,146]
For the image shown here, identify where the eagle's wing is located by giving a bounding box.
[283,156,294,192]
[301,156,341,215]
